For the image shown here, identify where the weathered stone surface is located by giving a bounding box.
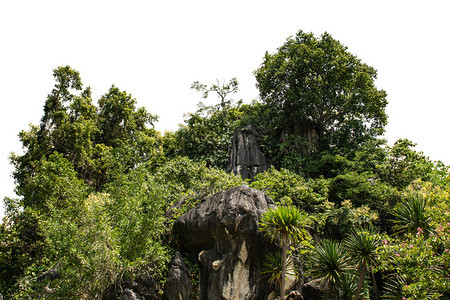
[286,290,304,300]
[119,288,143,300]
[37,265,60,282]
[269,290,303,300]
[104,271,160,300]
[228,125,269,181]
[163,251,192,300]
[302,278,328,300]
[281,120,320,156]
[174,185,276,300]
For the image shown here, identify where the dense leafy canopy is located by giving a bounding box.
[255,31,387,146]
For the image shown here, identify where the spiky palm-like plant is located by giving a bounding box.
[338,273,359,300]
[261,251,298,289]
[392,193,431,236]
[309,239,350,296]
[259,205,309,298]
[343,226,381,300]
[381,274,406,299]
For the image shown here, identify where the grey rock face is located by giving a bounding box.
[228,125,269,181]
[104,272,160,300]
[37,265,60,282]
[174,186,276,300]
[163,252,192,300]
[119,289,143,300]
[302,278,328,300]
[286,290,304,300]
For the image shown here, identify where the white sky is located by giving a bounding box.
[1,1,449,218]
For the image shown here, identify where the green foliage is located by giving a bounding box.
[316,200,379,240]
[329,172,399,209]
[259,206,310,246]
[163,79,243,170]
[97,85,158,148]
[260,205,310,297]
[254,30,387,167]
[1,66,165,298]
[184,258,200,299]
[2,193,121,299]
[38,193,120,299]
[163,102,242,170]
[0,207,44,295]
[343,226,381,299]
[11,66,162,195]
[261,251,297,288]
[18,152,89,211]
[377,185,450,299]
[103,156,243,284]
[379,139,449,190]
[251,167,328,211]
[309,239,351,287]
[392,193,431,236]
[343,226,381,269]
[236,100,279,163]
[0,153,90,297]
[191,78,239,109]
[377,231,449,299]
[306,152,353,179]
[4,154,242,298]
[381,274,407,299]
[327,171,401,234]
[105,166,168,268]
[154,156,244,220]
[338,273,360,300]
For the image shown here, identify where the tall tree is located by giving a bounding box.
[191,77,239,110]
[164,78,242,169]
[254,30,388,155]
[11,66,90,204]
[11,66,161,195]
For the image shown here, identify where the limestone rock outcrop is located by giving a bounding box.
[228,125,269,181]
[302,278,329,300]
[174,185,276,299]
[163,252,192,300]
[104,271,160,300]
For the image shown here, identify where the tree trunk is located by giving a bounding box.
[370,268,379,299]
[353,262,366,300]
[280,235,288,299]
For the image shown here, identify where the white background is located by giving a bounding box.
[1,0,449,218]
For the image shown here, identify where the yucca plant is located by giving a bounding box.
[338,273,359,300]
[261,251,298,289]
[381,273,406,299]
[343,226,381,300]
[309,239,350,296]
[392,193,431,236]
[259,205,309,298]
